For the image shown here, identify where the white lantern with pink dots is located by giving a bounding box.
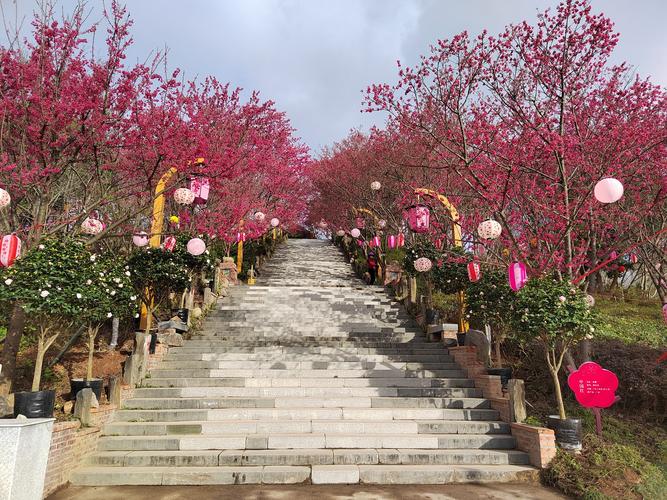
[254,211,266,222]
[477,219,502,240]
[174,188,195,205]
[270,217,280,228]
[0,188,11,209]
[132,232,149,247]
[81,217,104,235]
[414,257,433,273]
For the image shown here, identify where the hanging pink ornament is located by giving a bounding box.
[397,233,405,247]
[0,188,11,208]
[336,229,345,237]
[132,232,149,247]
[81,217,104,235]
[467,262,481,282]
[407,205,430,233]
[629,253,638,264]
[372,236,381,248]
[187,237,206,256]
[236,232,247,243]
[357,239,364,247]
[477,219,502,240]
[594,178,624,203]
[254,211,266,222]
[355,217,366,229]
[508,262,528,291]
[189,177,210,204]
[163,236,177,251]
[174,188,195,205]
[270,217,280,228]
[370,181,381,191]
[350,228,361,238]
[378,219,386,229]
[609,251,618,260]
[662,303,667,325]
[0,234,21,267]
[414,257,433,273]
[387,235,397,249]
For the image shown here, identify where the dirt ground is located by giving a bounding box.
[49,483,570,500]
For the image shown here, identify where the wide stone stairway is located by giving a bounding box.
[72,239,535,485]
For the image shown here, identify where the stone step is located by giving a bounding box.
[156,361,461,371]
[132,387,483,398]
[103,420,510,437]
[97,433,516,451]
[163,353,454,363]
[169,346,445,354]
[112,407,501,422]
[149,368,467,379]
[70,464,538,485]
[86,448,529,467]
[123,396,491,410]
[183,340,433,348]
[141,377,476,388]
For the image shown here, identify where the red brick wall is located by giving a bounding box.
[511,422,557,468]
[146,343,169,371]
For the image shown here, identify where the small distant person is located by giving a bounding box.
[367,251,378,285]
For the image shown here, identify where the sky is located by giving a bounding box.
[1,0,666,154]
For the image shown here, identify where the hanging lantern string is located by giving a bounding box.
[573,227,667,285]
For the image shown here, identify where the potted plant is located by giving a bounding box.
[71,254,136,400]
[466,268,517,386]
[127,247,190,333]
[511,276,596,450]
[0,239,89,417]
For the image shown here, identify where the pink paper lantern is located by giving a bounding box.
[189,177,210,204]
[350,228,361,238]
[356,239,364,247]
[508,262,528,291]
[0,188,11,208]
[355,217,366,229]
[467,262,481,282]
[81,217,104,235]
[370,181,381,191]
[236,232,246,243]
[628,253,638,264]
[186,237,206,256]
[397,233,405,247]
[372,236,381,248]
[387,235,397,249]
[270,217,280,228]
[414,257,432,273]
[0,234,21,267]
[174,187,195,205]
[163,236,177,251]
[477,219,502,240]
[132,232,149,247]
[254,211,266,222]
[594,178,624,204]
[407,205,430,233]
[662,303,667,325]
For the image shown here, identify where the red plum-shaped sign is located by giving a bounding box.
[567,362,618,409]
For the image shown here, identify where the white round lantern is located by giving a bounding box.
[132,232,149,247]
[414,257,433,273]
[254,211,266,222]
[477,219,502,240]
[378,219,386,228]
[336,229,346,237]
[594,178,624,204]
[174,188,195,205]
[350,228,361,238]
[370,181,381,191]
[0,188,11,208]
[270,217,280,228]
[81,217,104,235]
[186,237,206,256]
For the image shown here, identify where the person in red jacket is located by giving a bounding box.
[367,251,378,285]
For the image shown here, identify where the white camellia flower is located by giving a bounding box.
[110,290,116,296]
[76,293,82,299]
[4,278,12,285]
[38,244,45,250]
[130,295,137,301]
[107,312,113,318]
[118,284,123,288]
[125,271,131,276]
[90,255,96,261]
[113,278,120,283]
[40,290,49,298]
[134,313,140,318]
[86,279,92,285]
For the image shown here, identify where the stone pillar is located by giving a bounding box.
[409,277,417,304]
[508,379,527,423]
[0,418,54,500]
[109,316,120,348]
[123,332,150,387]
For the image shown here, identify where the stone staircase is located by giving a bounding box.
[71,239,536,485]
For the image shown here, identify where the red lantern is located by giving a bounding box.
[387,235,397,249]
[355,217,365,229]
[368,238,375,248]
[163,236,177,251]
[407,205,430,233]
[508,262,528,291]
[1,234,21,267]
[236,232,247,243]
[190,177,210,204]
[397,233,405,247]
[467,262,481,282]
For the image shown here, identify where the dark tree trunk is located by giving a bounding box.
[0,303,26,391]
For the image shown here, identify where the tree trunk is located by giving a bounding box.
[31,337,45,392]
[0,303,26,390]
[86,329,95,380]
[494,340,503,368]
[549,364,567,420]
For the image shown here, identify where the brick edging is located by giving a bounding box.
[511,422,557,468]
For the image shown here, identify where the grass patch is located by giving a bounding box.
[594,297,666,347]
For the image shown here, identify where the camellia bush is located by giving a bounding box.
[0,239,89,391]
[511,277,597,420]
[466,268,517,367]
[127,248,191,332]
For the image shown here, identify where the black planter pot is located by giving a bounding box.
[171,308,189,324]
[13,390,56,418]
[70,378,103,401]
[547,415,583,451]
[456,333,466,346]
[487,367,513,389]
